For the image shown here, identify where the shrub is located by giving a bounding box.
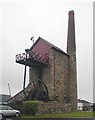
[23,100,39,115]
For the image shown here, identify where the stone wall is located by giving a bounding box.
[8,90,24,103]
[8,46,77,112]
[42,48,69,104]
[67,55,77,111]
[52,48,69,104]
[29,48,69,104]
[37,101,72,114]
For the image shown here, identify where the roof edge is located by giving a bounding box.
[30,37,69,57]
[52,47,69,57]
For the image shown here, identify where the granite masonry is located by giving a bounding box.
[8,10,77,113]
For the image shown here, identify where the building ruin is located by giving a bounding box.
[8,10,77,112]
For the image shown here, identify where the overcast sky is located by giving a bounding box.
[0,0,94,103]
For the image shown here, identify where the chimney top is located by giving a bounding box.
[68,10,74,15]
[67,10,76,56]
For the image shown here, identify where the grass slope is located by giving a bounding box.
[21,112,94,118]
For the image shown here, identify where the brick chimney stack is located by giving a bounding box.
[67,10,77,111]
[67,10,76,56]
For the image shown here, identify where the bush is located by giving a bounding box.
[23,100,39,115]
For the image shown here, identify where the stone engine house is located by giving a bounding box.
[9,10,77,112]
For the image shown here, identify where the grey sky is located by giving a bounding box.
[0,0,93,103]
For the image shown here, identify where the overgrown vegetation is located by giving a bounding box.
[8,100,39,115]
[8,101,94,118]
[23,100,39,115]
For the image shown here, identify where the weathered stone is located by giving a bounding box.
[8,10,77,113]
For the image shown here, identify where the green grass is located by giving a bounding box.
[21,112,94,118]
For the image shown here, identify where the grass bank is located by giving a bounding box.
[21,112,94,118]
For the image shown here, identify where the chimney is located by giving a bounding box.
[67,10,76,56]
[66,10,77,111]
